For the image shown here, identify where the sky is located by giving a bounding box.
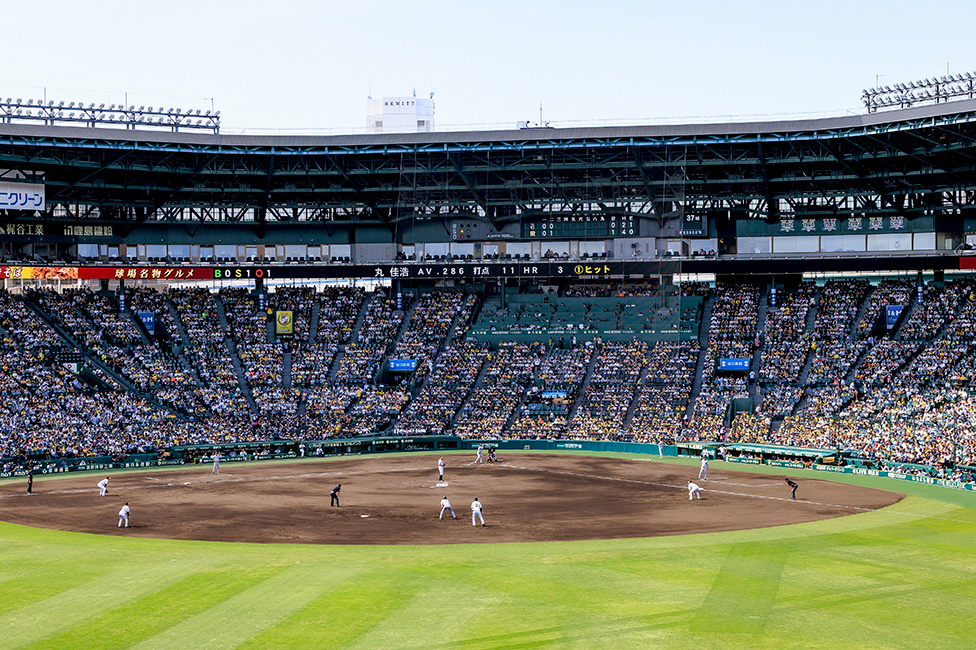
[4,0,976,134]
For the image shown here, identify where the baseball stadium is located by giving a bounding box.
[1,81,976,650]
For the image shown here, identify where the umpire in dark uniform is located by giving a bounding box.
[330,483,341,507]
[785,478,798,500]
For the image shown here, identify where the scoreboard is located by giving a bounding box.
[522,214,637,239]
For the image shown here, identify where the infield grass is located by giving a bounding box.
[1,453,973,649]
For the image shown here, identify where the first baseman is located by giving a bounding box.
[688,481,701,500]
[118,502,130,528]
[439,496,456,519]
[471,497,485,526]
[97,476,110,496]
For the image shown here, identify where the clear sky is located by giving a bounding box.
[4,0,976,133]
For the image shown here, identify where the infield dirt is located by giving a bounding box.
[0,454,902,544]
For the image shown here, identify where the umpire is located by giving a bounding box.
[785,478,798,500]
[330,483,341,507]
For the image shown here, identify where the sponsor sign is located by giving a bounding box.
[720,358,750,371]
[137,311,155,334]
[389,359,418,372]
[0,181,45,211]
[275,310,293,336]
[885,305,903,330]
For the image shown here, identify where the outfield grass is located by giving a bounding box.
[1,453,973,649]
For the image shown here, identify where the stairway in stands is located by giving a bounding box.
[566,340,601,427]
[782,286,821,424]
[165,295,204,387]
[501,346,551,435]
[215,293,259,415]
[328,290,373,382]
[686,292,715,417]
[750,284,770,406]
[22,294,186,417]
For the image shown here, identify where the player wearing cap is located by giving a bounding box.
[785,477,798,500]
[439,496,456,520]
[471,497,485,526]
[118,502,130,528]
[97,476,110,496]
[688,480,702,500]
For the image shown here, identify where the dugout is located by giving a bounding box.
[725,443,833,467]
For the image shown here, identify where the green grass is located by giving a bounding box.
[1,453,974,649]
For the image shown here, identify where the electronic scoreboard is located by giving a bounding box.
[522,214,637,239]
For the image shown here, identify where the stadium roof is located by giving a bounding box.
[2,99,976,227]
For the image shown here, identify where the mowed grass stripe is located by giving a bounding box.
[0,557,216,649]
[689,541,787,634]
[330,577,503,650]
[126,562,363,650]
[235,568,416,650]
[21,563,287,650]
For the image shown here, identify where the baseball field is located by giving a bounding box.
[0,450,973,649]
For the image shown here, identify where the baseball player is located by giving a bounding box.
[471,497,485,526]
[118,502,130,528]
[785,477,798,500]
[701,448,709,460]
[330,483,341,507]
[439,496,456,519]
[438,457,445,481]
[476,444,485,464]
[212,452,222,475]
[97,476,110,496]
[698,456,709,480]
[26,467,34,495]
[659,439,664,459]
[688,480,701,500]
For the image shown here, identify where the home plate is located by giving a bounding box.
[360,514,370,518]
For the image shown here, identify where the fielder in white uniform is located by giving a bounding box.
[698,457,709,480]
[438,457,445,481]
[688,481,701,500]
[97,476,110,496]
[118,502,130,527]
[439,496,456,519]
[471,497,485,526]
[476,445,484,464]
[212,452,221,475]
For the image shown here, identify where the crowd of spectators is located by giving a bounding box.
[629,340,699,443]
[454,342,540,438]
[568,340,646,439]
[3,277,976,485]
[509,344,594,438]
[336,292,407,385]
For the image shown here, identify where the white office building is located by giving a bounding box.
[367,94,435,133]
